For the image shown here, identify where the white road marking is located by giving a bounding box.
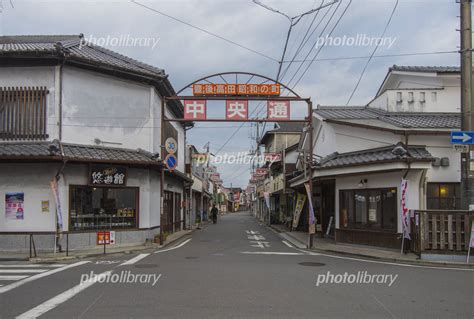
[293,248,474,272]
[119,253,150,266]
[0,275,28,280]
[0,264,66,268]
[282,240,293,248]
[241,251,304,256]
[16,271,112,319]
[0,261,90,294]
[154,238,192,254]
[0,269,48,273]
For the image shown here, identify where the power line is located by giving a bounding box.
[131,0,279,62]
[346,0,399,105]
[281,50,458,63]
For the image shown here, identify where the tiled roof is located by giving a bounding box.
[0,141,161,165]
[315,106,460,129]
[0,35,165,78]
[390,65,460,73]
[318,143,432,169]
[259,122,303,145]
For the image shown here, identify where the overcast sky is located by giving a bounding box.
[0,0,464,187]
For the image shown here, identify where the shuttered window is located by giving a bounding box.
[0,87,48,140]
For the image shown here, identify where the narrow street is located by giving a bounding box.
[0,212,472,319]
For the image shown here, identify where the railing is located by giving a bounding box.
[411,210,473,254]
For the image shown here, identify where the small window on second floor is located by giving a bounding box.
[408,92,414,103]
[0,87,49,140]
[431,91,437,102]
[420,92,426,102]
[396,92,402,103]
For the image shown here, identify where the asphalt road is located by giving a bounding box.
[1,211,473,319]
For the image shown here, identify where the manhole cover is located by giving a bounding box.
[298,262,325,267]
[185,256,199,260]
[134,264,158,268]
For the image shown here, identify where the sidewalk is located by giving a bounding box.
[0,229,194,263]
[269,224,474,268]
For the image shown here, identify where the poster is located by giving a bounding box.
[97,231,116,245]
[368,209,377,222]
[41,200,50,213]
[5,193,24,220]
[292,193,306,229]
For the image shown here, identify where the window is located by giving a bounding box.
[396,92,402,102]
[419,92,426,102]
[431,91,437,102]
[340,188,397,231]
[69,185,138,231]
[427,183,461,210]
[0,87,48,140]
[408,92,414,103]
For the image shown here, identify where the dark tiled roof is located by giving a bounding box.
[318,143,432,170]
[0,35,165,78]
[259,122,303,145]
[390,65,460,73]
[315,106,460,129]
[0,141,161,165]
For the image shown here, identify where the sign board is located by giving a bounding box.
[90,165,127,186]
[41,200,50,213]
[193,83,280,96]
[184,100,207,120]
[451,131,474,144]
[267,101,290,120]
[165,154,178,171]
[264,153,282,163]
[97,231,115,245]
[292,192,306,230]
[453,144,470,153]
[226,100,248,120]
[165,137,178,154]
[5,193,24,220]
[255,168,268,176]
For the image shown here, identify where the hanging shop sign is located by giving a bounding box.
[255,168,268,176]
[184,100,207,120]
[226,100,248,120]
[89,165,127,186]
[267,100,290,120]
[264,153,282,162]
[292,192,307,230]
[5,192,24,220]
[193,83,280,96]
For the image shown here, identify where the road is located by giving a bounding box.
[1,212,472,318]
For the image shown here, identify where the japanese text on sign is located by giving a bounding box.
[193,83,280,96]
[89,166,127,186]
[184,100,207,120]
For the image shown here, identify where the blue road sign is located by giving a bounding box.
[451,131,474,145]
[165,154,178,170]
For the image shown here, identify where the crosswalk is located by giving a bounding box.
[0,263,66,288]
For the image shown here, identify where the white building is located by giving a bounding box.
[0,35,192,252]
[290,65,462,248]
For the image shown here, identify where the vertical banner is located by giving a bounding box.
[5,193,24,220]
[304,183,316,234]
[263,192,271,209]
[292,193,306,229]
[400,178,410,240]
[50,178,64,231]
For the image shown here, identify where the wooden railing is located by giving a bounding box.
[411,210,472,254]
[0,87,48,140]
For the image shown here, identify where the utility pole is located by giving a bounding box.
[460,0,473,209]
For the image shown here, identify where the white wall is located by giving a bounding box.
[0,66,59,140]
[62,67,152,150]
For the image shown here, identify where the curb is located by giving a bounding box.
[269,225,474,269]
[2,228,197,263]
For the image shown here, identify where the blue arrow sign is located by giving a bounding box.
[165,154,178,170]
[451,131,474,144]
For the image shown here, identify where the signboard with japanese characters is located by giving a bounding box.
[89,165,127,187]
[267,101,290,120]
[184,100,207,120]
[5,192,24,220]
[193,83,280,96]
[255,168,268,176]
[226,100,248,120]
[264,153,282,162]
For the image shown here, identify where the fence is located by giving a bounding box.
[411,210,473,254]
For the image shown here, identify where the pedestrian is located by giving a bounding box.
[211,204,218,224]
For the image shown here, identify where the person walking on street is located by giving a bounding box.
[211,204,218,224]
